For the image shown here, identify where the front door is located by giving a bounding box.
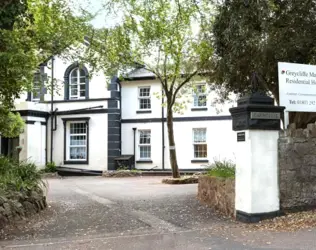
[1,137,19,161]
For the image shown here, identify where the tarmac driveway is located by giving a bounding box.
[0,176,316,249]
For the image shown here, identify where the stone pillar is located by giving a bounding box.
[229,92,285,223]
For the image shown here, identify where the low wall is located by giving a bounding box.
[279,124,316,210]
[0,189,47,228]
[197,176,235,217]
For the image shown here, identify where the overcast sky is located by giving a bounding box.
[75,0,120,28]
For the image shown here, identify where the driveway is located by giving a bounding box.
[0,176,315,249]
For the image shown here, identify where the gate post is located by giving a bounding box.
[229,92,285,223]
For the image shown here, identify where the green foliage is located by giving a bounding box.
[0,156,45,193]
[43,162,57,173]
[210,0,316,105]
[0,0,93,137]
[206,159,235,178]
[95,0,213,178]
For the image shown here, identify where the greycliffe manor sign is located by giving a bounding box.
[250,112,280,120]
[278,62,316,112]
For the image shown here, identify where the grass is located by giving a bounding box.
[205,159,235,178]
[0,156,45,194]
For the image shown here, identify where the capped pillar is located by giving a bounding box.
[229,92,285,223]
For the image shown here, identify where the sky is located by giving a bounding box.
[75,0,120,28]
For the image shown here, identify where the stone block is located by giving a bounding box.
[3,203,11,216]
[311,166,316,177]
[197,176,235,217]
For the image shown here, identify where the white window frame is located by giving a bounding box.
[69,68,87,100]
[138,86,151,110]
[193,128,207,159]
[32,72,41,102]
[67,121,88,161]
[138,130,151,160]
[193,84,207,108]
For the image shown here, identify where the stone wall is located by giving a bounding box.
[197,176,235,217]
[279,123,316,210]
[0,189,47,228]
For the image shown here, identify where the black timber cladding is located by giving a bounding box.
[107,76,121,170]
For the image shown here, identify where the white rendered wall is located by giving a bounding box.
[47,113,108,171]
[44,57,111,101]
[17,116,47,168]
[122,120,236,170]
[121,80,162,120]
[121,80,236,120]
[235,130,279,214]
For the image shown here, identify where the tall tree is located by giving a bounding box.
[0,0,93,137]
[95,0,213,178]
[210,0,316,128]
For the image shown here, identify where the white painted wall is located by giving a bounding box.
[121,80,236,120]
[235,130,279,214]
[121,80,162,119]
[16,116,47,168]
[47,113,108,171]
[44,56,111,101]
[122,120,236,170]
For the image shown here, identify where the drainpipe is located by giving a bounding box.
[50,56,54,163]
[45,116,48,165]
[161,90,165,170]
[132,127,136,169]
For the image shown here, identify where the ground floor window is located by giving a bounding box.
[139,130,151,160]
[69,122,87,160]
[62,117,90,164]
[193,128,207,159]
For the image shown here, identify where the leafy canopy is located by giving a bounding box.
[96,0,213,108]
[210,0,316,104]
[0,0,93,137]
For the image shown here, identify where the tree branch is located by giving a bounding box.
[170,70,198,107]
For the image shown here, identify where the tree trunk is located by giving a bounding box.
[167,105,180,178]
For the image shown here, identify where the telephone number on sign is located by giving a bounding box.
[289,100,316,105]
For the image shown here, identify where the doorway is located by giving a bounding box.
[1,137,20,161]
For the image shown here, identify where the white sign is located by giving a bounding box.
[279,62,316,112]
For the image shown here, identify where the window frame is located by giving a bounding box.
[31,72,41,102]
[69,68,87,100]
[138,86,151,111]
[192,84,207,108]
[192,128,207,159]
[63,63,89,101]
[62,117,90,165]
[138,130,151,160]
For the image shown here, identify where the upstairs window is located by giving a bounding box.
[139,130,151,160]
[138,87,151,110]
[32,71,41,101]
[69,68,87,100]
[193,84,207,107]
[193,128,207,159]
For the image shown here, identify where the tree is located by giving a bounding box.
[95,0,213,178]
[0,0,93,137]
[209,0,316,128]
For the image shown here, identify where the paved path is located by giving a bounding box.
[0,177,315,249]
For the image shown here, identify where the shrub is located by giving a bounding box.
[206,159,235,178]
[43,162,57,173]
[0,156,45,193]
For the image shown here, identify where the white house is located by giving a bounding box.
[1,56,237,173]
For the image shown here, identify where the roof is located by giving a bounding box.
[124,67,156,81]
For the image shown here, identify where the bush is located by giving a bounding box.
[206,159,235,178]
[43,162,57,173]
[0,156,45,193]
